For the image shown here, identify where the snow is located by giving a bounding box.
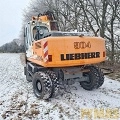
[0,53,120,120]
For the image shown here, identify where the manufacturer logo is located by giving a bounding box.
[61,52,100,61]
[74,41,91,49]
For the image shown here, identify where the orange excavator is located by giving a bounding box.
[24,11,106,100]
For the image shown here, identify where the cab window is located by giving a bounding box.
[50,21,59,31]
[33,26,49,40]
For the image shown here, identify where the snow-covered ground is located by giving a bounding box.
[0,53,120,120]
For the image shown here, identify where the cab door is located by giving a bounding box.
[24,25,33,58]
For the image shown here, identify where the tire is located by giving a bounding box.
[26,63,32,82]
[80,66,104,90]
[93,66,104,88]
[33,72,52,100]
[45,70,59,97]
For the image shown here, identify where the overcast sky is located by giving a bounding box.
[0,0,30,46]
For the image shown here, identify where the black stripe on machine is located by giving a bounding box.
[61,52,100,61]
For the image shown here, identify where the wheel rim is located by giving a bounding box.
[83,73,91,85]
[36,80,42,92]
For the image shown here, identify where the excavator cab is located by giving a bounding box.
[24,11,58,57]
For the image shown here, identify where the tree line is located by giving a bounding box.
[0,39,24,53]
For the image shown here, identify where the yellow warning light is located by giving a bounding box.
[40,16,49,21]
[32,15,50,22]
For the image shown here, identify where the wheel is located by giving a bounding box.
[33,72,52,100]
[26,63,32,82]
[45,70,59,97]
[80,66,104,90]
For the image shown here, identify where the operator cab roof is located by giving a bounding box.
[43,31,93,38]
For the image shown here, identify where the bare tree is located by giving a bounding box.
[20,0,120,63]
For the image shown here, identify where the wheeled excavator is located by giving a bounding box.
[24,11,106,100]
